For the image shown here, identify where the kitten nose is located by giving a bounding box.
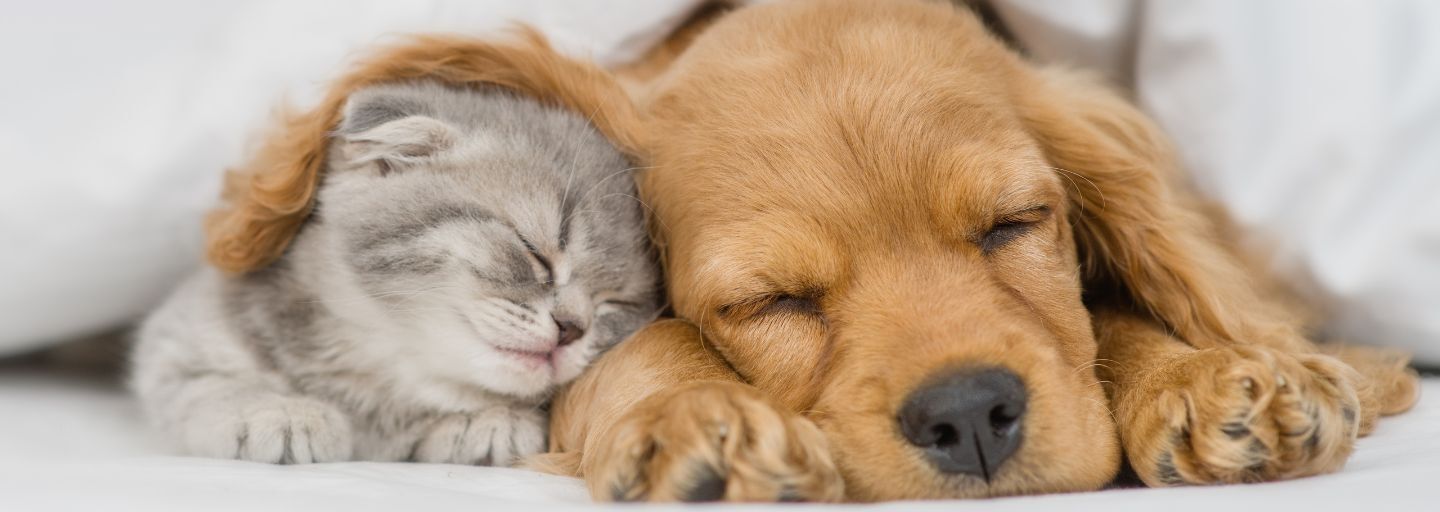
[554,317,585,347]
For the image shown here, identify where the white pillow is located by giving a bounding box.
[992,0,1440,364]
[0,0,702,356]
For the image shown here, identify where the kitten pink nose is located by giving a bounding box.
[554,317,585,347]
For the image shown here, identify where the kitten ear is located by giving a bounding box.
[336,94,457,171]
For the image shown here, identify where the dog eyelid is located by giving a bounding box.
[716,297,760,319]
[759,294,822,317]
[997,204,1052,223]
[979,205,1051,254]
[717,290,823,320]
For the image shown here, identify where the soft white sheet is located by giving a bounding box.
[5,2,1437,510]
[0,368,1434,510]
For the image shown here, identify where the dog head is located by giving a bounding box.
[634,0,1249,499]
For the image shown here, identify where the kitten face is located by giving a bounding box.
[313,83,660,399]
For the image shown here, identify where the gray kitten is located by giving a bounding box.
[131,82,661,465]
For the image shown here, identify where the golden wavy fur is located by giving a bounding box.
[203,28,645,273]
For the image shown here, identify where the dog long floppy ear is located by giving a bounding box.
[1015,67,1293,349]
[206,28,646,273]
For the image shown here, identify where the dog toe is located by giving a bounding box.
[587,381,843,502]
[1128,347,1360,486]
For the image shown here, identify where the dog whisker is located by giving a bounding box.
[1050,166,1107,213]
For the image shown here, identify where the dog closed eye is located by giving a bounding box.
[979,205,1051,254]
[760,294,822,317]
[718,292,823,320]
[980,221,1035,253]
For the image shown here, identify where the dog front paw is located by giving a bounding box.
[184,395,354,464]
[587,381,843,502]
[1119,346,1362,486]
[409,406,546,466]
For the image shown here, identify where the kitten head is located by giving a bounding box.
[311,82,660,398]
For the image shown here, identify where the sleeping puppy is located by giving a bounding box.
[540,0,1421,501]
[191,2,1418,502]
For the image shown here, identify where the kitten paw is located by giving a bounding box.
[409,406,546,466]
[185,395,354,464]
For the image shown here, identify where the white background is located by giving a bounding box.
[1,0,1437,362]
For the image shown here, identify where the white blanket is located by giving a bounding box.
[6,2,1437,510]
[1,367,1435,510]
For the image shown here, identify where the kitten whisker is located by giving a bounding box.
[562,165,654,226]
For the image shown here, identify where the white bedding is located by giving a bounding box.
[4,0,1439,364]
[4,1,1438,509]
[1,367,1435,511]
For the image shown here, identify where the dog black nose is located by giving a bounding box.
[554,318,584,347]
[898,367,1026,481]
